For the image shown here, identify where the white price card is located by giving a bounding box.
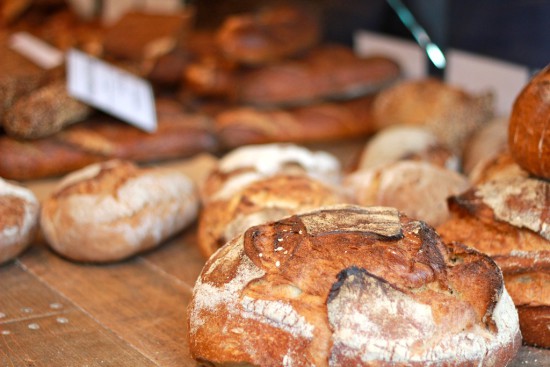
[67,49,157,132]
[9,32,64,69]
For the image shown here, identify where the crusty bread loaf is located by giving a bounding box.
[185,44,401,107]
[0,177,39,264]
[215,2,321,65]
[356,125,459,171]
[372,78,494,154]
[468,151,529,185]
[344,160,470,227]
[437,176,550,347]
[40,160,199,263]
[215,95,378,148]
[508,63,550,179]
[188,205,521,366]
[0,101,219,181]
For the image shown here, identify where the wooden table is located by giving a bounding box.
[1,151,549,366]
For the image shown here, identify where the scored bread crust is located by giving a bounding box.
[188,205,521,366]
[437,176,550,347]
[0,178,39,264]
[40,160,199,263]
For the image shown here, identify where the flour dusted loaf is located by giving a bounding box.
[198,143,345,258]
[40,160,199,263]
[437,175,550,348]
[188,205,521,366]
[0,177,39,264]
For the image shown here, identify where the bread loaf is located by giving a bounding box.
[188,205,521,366]
[355,125,459,171]
[40,160,199,262]
[344,161,470,227]
[215,95,378,148]
[215,3,321,65]
[509,63,550,179]
[0,177,39,264]
[437,175,550,347]
[372,78,494,154]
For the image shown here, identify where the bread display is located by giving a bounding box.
[437,175,550,348]
[0,177,39,264]
[215,2,321,65]
[508,64,550,179]
[188,205,521,366]
[355,125,459,171]
[215,94,378,148]
[344,161,470,228]
[40,159,199,263]
[371,78,494,153]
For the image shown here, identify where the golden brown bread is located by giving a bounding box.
[344,160,470,228]
[188,205,521,366]
[215,95,378,148]
[372,78,494,154]
[40,159,199,263]
[509,63,550,179]
[437,176,550,347]
[0,177,39,264]
[0,104,219,181]
[3,78,92,139]
[215,2,321,65]
[185,44,401,106]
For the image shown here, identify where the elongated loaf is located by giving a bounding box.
[188,205,521,366]
[40,160,199,263]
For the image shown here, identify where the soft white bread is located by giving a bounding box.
[188,205,521,366]
[344,161,470,227]
[40,160,199,263]
[0,177,39,264]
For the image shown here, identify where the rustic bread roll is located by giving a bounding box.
[356,125,459,171]
[468,151,529,185]
[200,143,341,203]
[0,177,39,264]
[462,117,509,178]
[40,160,199,263]
[372,78,494,154]
[437,176,550,347]
[508,64,550,179]
[188,205,521,366]
[344,161,470,227]
[198,174,347,259]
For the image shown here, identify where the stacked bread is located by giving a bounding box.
[437,64,550,348]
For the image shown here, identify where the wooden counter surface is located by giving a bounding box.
[1,149,549,366]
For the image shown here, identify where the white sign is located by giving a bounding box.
[9,32,64,69]
[67,49,157,132]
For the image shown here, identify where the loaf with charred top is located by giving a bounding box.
[188,205,521,366]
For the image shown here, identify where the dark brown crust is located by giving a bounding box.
[509,64,550,179]
[215,3,321,65]
[215,95,378,148]
[189,206,519,366]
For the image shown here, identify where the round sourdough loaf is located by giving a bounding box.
[0,178,39,264]
[509,64,550,179]
[40,160,198,263]
[437,175,550,348]
[188,205,521,366]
